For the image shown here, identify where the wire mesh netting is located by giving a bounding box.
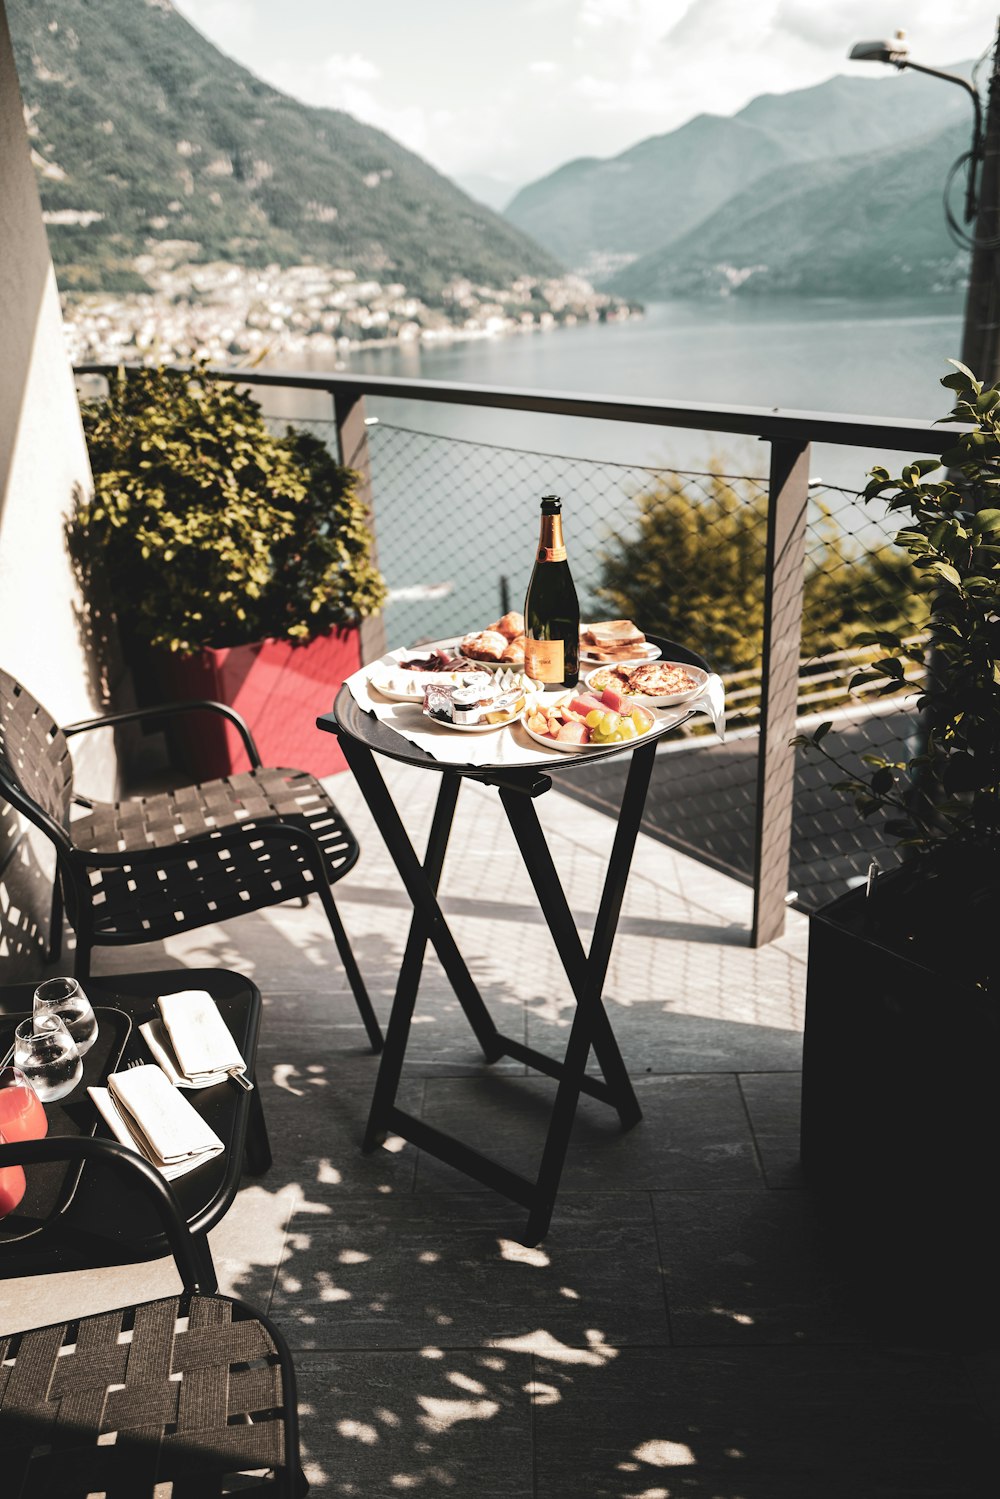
[101,369,925,918]
[341,419,924,912]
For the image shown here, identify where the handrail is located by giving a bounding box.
[74,363,969,454]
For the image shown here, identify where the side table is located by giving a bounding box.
[320,635,710,1244]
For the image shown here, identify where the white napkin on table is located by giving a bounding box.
[89,1064,224,1180]
[138,989,246,1088]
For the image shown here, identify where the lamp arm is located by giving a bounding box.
[896,60,984,151]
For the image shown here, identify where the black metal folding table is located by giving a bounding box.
[318,636,710,1244]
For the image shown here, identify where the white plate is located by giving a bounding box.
[519,706,657,754]
[368,669,481,703]
[584,661,707,708]
[579,641,662,665]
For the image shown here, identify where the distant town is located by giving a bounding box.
[57,238,636,366]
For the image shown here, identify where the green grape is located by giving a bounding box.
[602,711,620,734]
[620,719,637,740]
[586,710,602,728]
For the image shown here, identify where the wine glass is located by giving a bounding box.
[13,1014,83,1103]
[0,1064,48,1141]
[33,976,98,1055]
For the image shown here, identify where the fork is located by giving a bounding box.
[124,1055,253,1091]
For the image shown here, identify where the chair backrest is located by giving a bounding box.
[0,670,74,846]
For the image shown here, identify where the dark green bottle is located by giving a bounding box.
[523,495,579,689]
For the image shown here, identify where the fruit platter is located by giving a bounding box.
[522,683,656,753]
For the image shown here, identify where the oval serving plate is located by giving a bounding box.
[585,661,708,708]
[368,668,477,703]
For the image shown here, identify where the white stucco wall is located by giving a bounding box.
[1,2,119,974]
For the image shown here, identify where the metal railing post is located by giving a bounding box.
[332,384,386,663]
[751,438,810,946]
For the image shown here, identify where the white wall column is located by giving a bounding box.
[0,1,118,976]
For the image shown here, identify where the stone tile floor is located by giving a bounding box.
[4,760,997,1495]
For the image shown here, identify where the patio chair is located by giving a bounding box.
[0,1134,307,1496]
[0,669,382,1051]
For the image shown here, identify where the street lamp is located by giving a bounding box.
[849,33,984,221]
[849,24,1000,386]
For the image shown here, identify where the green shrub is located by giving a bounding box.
[74,365,385,653]
[596,468,923,674]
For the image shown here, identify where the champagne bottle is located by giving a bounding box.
[524,495,579,689]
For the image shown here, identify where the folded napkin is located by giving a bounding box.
[142,989,246,1088]
[89,1064,224,1180]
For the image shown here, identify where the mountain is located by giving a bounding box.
[6,0,561,299]
[606,119,970,301]
[456,173,521,213]
[505,69,971,281]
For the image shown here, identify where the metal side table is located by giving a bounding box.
[319,636,709,1244]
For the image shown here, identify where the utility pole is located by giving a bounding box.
[961,18,1000,384]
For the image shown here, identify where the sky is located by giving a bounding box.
[172,1,1000,195]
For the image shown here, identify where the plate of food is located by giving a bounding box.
[458,611,526,669]
[585,659,708,708]
[578,620,661,665]
[368,666,487,703]
[421,676,535,732]
[521,687,656,753]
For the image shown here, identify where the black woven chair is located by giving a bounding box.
[0,1135,307,1497]
[0,670,381,1051]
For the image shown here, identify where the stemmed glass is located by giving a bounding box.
[33,976,98,1055]
[13,1014,83,1103]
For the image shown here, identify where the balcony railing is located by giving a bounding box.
[75,364,962,943]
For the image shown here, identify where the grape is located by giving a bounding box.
[586,710,602,729]
[620,719,637,740]
[602,711,620,734]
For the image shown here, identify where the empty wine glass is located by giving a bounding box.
[33,976,98,1055]
[13,1014,83,1103]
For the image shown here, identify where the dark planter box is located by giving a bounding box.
[800,874,998,1341]
[801,876,997,1193]
[149,628,361,780]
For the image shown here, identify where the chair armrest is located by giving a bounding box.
[61,700,262,769]
[0,1135,209,1292]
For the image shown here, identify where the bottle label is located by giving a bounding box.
[537,545,567,563]
[525,638,565,683]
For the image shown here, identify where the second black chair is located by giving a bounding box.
[0,670,382,1051]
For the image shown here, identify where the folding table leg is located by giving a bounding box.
[502,740,658,1242]
[337,745,505,1154]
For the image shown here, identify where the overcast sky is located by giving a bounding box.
[173,1,1000,191]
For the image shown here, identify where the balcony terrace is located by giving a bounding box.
[4,746,996,1495]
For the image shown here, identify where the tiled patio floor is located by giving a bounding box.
[4,760,996,1495]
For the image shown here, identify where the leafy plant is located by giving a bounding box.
[794,362,1000,865]
[73,365,385,653]
[597,467,921,674]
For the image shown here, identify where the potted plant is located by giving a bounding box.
[73,365,385,777]
[793,363,1000,1340]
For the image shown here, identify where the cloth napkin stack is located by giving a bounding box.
[139,989,247,1089]
[89,1064,224,1180]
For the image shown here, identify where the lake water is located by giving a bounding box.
[264,295,966,641]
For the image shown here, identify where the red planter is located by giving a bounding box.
[150,628,361,779]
